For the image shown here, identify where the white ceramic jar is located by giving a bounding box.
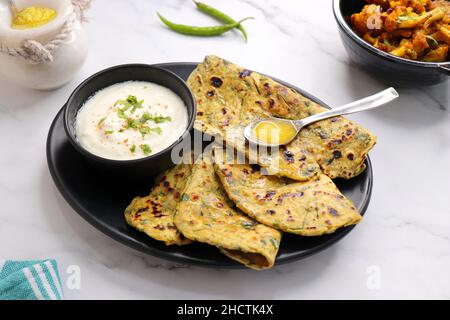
[0,0,88,90]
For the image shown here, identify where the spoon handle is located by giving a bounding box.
[295,87,399,129]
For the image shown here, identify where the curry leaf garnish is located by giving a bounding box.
[130,144,136,153]
[126,118,138,129]
[104,130,113,135]
[139,127,151,136]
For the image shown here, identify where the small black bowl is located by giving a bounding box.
[333,0,450,87]
[64,64,196,179]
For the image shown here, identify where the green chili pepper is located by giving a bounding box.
[193,1,249,42]
[157,12,253,37]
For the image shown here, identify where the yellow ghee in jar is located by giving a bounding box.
[253,119,297,145]
[11,6,57,30]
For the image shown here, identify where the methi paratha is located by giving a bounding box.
[214,159,362,236]
[187,55,376,180]
[124,164,192,246]
[174,160,282,270]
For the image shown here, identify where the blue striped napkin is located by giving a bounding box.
[0,259,64,300]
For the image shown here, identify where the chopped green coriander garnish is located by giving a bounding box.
[114,95,144,114]
[139,112,152,124]
[116,108,127,119]
[241,221,256,229]
[131,102,144,113]
[151,127,162,135]
[139,112,172,124]
[104,130,113,135]
[269,238,279,249]
[140,144,152,156]
[139,127,151,136]
[130,144,136,153]
[397,14,420,22]
[125,118,138,129]
[151,115,172,123]
[98,117,106,126]
[114,96,170,136]
[426,35,439,48]
[139,126,162,137]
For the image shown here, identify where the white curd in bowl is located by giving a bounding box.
[75,81,188,160]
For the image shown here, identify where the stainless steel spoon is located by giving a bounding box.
[8,0,19,17]
[244,87,399,147]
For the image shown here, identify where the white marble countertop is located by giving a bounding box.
[0,0,449,299]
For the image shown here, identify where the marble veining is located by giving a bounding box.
[0,0,449,299]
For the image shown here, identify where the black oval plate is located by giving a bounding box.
[47,63,372,268]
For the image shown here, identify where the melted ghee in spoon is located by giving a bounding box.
[253,119,297,145]
[12,6,57,30]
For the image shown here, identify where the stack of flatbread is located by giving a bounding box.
[124,56,376,270]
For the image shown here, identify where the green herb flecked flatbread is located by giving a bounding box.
[187,55,376,181]
[214,153,362,236]
[124,164,193,246]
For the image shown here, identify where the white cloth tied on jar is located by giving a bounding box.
[0,0,89,89]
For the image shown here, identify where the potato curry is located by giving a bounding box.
[351,0,450,62]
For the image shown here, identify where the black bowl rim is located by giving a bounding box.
[63,64,197,165]
[332,0,450,72]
